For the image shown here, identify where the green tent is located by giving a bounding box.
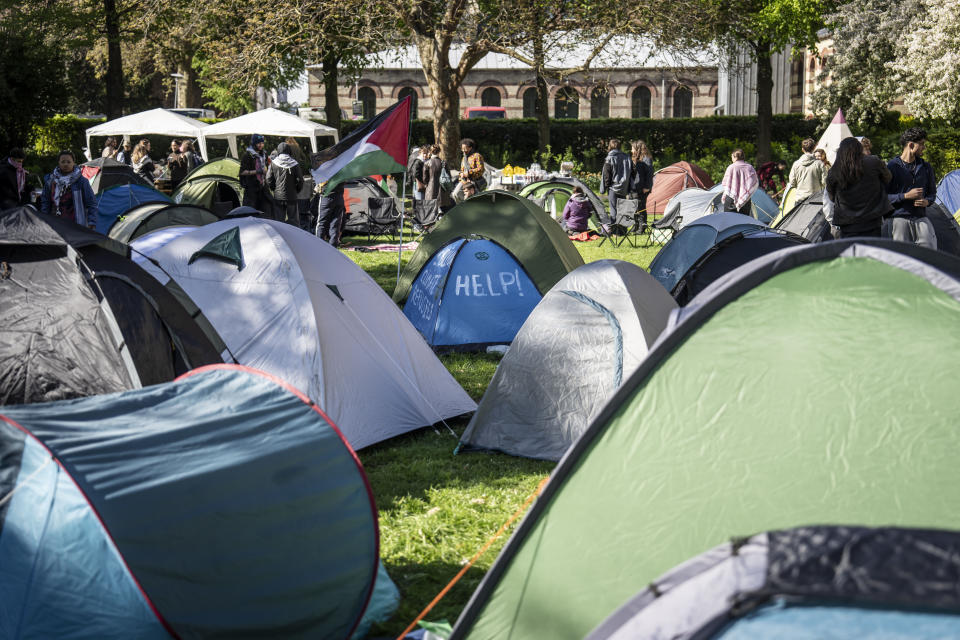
[173,175,243,215]
[182,157,240,182]
[451,240,960,640]
[393,190,584,304]
[519,178,606,228]
[108,202,221,243]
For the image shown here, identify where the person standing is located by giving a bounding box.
[860,137,874,156]
[757,160,787,196]
[266,142,304,226]
[166,140,188,191]
[787,138,827,201]
[601,138,632,226]
[458,139,486,200]
[0,148,30,209]
[826,137,891,238]
[721,149,758,214]
[115,140,133,165]
[101,137,118,159]
[131,139,157,184]
[631,140,653,231]
[313,150,347,246]
[40,150,97,229]
[240,134,269,211]
[422,144,453,211]
[814,148,831,171]
[886,127,937,249]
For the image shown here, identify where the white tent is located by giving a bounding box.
[458,260,677,461]
[132,217,475,450]
[199,108,339,160]
[85,108,208,160]
[816,109,854,164]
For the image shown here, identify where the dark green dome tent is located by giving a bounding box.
[588,525,960,639]
[519,177,607,226]
[451,240,960,640]
[108,202,221,243]
[393,190,584,305]
[0,206,227,404]
[173,158,243,216]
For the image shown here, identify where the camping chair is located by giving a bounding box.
[607,199,646,248]
[645,203,679,247]
[411,199,441,239]
[366,197,401,242]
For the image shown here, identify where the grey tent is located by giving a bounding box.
[649,212,766,293]
[457,260,676,461]
[108,202,221,243]
[771,190,833,241]
[658,185,779,233]
[588,525,960,639]
[925,202,960,256]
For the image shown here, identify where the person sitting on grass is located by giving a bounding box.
[561,186,592,235]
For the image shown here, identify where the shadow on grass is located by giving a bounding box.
[369,558,498,638]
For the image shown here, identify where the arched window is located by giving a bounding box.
[672,85,692,118]
[398,87,418,118]
[358,86,376,120]
[522,87,538,118]
[632,87,651,119]
[590,87,609,118]
[481,87,502,107]
[555,86,579,119]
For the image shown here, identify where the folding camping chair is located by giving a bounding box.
[607,199,647,248]
[411,199,441,239]
[645,203,679,247]
[366,196,401,242]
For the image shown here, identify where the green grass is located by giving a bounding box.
[343,229,661,637]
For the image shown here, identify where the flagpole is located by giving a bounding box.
[397,169,407,283]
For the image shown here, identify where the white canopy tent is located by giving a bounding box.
[85,108,208,160]
[199,108,339,160]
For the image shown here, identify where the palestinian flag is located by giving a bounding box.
[312,96,411,194]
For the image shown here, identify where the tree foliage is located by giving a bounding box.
[894,0,960,122]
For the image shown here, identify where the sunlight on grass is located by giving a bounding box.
[342,227,663,636]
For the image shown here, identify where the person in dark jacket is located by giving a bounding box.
[631,140,653,231]
[240,133,269,212]
[266,142,305,226]
[0,148,30,209]
[826,137,891,238]
[562,186,592,234]
[312,150,346,246]
[40,150,97,229]
[422,144,453,210]
[601,139,632,227]
[886,127,937,249]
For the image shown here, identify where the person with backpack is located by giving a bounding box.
[826,137,891,238]
[266,142,305,226]
[423,144,453,211]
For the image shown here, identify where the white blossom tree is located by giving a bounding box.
[893,0,960,122]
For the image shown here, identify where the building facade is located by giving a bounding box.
[307,44,721,121]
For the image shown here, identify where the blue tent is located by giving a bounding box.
[0,365,381,639]
[937,169,960,217]
[649,212,765,293]
[95,184,171,234]
[404,238,541,350]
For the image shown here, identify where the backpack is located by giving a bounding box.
[439,162,454,192]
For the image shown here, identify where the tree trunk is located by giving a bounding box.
[103,0,123,118]
[755,40,773,164]
[322,54,341,131]
[533,35,550,153]
[416,38,461,164]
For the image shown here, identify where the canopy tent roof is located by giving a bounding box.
[85,108,208,158]
[200,108,339,159]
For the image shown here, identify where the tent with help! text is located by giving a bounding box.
[394,191,584,350]
[133,217,475,450]
[450,240,960,640]
[0,365,381,639]
[457,260,676,460]
[404,237,542,351]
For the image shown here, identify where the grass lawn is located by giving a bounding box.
[342,227,661,637]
